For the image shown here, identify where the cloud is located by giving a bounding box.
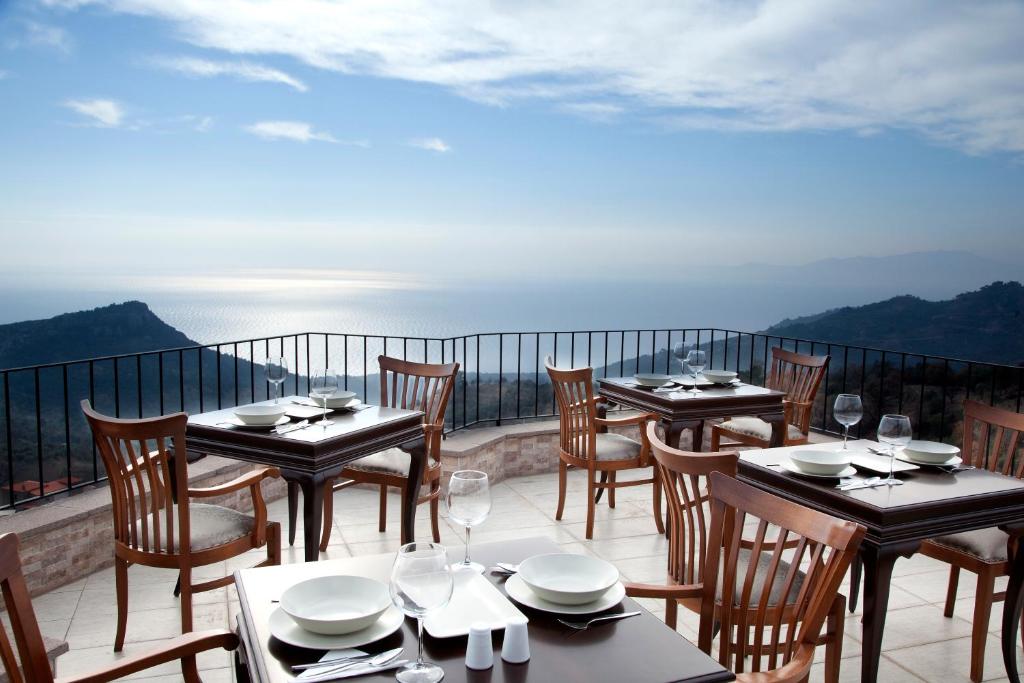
[152,56,308,92]
[243,120,367,146]
[63,98,124,127]
[409,137,451,153]
[0,69,8,79]
[42,1,1024,155]
[8,21,73,53]
[559,102,623,122]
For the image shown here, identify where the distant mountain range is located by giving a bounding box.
[762,281,1024,365]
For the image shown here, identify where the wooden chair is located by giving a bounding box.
[626,423,859,683]
[711,347,829,451]
[81,401,281,652]
[918,400,1024,682]
[545,357,663,540]
[319,357,459,551]
[0,532,239,683]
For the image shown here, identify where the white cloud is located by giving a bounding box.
[152,56,308,92]
[244,120,369,146]
[63,98,124,127]
[7,21,73,53]
[0,69,8,79]
[43,0,1024,155]
[409,137,451,153]
[559,102,623,122]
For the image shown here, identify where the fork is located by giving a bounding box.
[557,611,641,630]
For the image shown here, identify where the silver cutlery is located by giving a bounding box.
[558,611,641,631]
[490,562,519,575]
[276,420,309,435]
[836,477,881,491]
[295,648,403,675]
[938,464,975,474]
[298,659,409,682]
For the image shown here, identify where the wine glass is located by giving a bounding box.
[309,370,338,426]
[445,470,491,573]
[877,414,912,487]
[265,357,288,404]
[390,542,453,683]
[833,394,863,450]
[672,341,687,378]
[685,349,706,395]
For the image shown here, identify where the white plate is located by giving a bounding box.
[849,452,920,473]
[781,461,857,479]
[424,570,526,638]
[517,553,619,605]
[634,373,673,387]
[897,453,963,468]
[268,605,403,650]
[504,573,625,615]
[221,416,290,429]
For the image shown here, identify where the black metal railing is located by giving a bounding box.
[2,328,1021,510]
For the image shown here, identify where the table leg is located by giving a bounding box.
[1000,525,1024,683]
[401,439,427,546]
[280,471,326,562]
[860,542,918,683]
[287,481,299,546]
[760,410,786,448]
[663,420,701,450]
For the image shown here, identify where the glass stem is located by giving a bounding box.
[464,526,471,565]
[842,426,849,450]
[322,404,327,425]
[416,616,425,666]
[889,447,896,480]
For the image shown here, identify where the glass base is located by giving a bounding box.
[450,560,485,574]
[883,477,903,486]
[316,419,334,426]
[396,661,445,683]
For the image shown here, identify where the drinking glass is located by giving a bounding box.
[445,470,490,573]
[672,341,688,378]
[833,394,863,450]
[685,349,706,395]
[390,542,453,683]
[877,414,912,486]
[309,370,338,426]
[265,357,288,404]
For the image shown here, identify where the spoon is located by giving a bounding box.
[294,647,403,673]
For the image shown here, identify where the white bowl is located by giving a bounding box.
[788,450,852,476]
[309,390,358,408]
[280,575,391,635]
[232,404,288,426]
[702,370,738,384]
[903,440,961,465]
[517,553,619,605]
[634,373,673,387]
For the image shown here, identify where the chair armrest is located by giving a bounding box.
[734,643,814,683]
[188,467,280,546]
[56,630,238,683]
[623,581,702,600]
[594,413,658,428]
[783,399,813,433]
[188,467,281,498]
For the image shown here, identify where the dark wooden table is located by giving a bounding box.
[598,377,787,451]
[738,442,1024,683]
[233,537,735,683]
[186,397,424,562]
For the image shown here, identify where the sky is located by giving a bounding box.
[1,0,1023,291]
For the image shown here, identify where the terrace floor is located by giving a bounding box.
[31,467,1024,682]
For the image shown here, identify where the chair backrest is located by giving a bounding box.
[646,422,739,587]
[767,348,829,431]
[698,472,865,677]
[378,356,459,428]
[962,400,1024,477]
[0,533,56,683]
[545,357,598,462]
[81,400,190,556]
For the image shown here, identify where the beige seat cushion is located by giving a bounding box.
[133,503,254,552]
[931,527,1010,563]
[346,447,411,476]
[720,417,804,443]
[718,548,806,608]
[594,433,643,461]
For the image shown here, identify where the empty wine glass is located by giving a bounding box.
[390,542,453,683]
[445,470,491,573]
[309,369,338,427]
[833,394,863,450]
[672,341,687,378]
[877,414,912,487]
[265,357,288,404]
[685,349,706,395]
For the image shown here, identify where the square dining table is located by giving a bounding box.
[186,397,425,562]
[738,442,1024,683]
[597,376,787,451]
[232,536,735,683]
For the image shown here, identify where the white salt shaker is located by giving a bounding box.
[466,621,494,670]
[501,616,530,664]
